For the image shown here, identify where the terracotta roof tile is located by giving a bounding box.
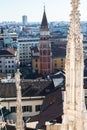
[29,88,63,129]
[7,48,16,55]
[0,50,13,56]
[0,80,54,98]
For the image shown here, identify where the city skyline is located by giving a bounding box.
[0,0,87,22]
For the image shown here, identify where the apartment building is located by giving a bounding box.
[0,29,18,49]
[0,48,17,74]
[0,79,54,122]
[18,38,39,66]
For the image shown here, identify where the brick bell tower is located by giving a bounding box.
[40,6,52,75]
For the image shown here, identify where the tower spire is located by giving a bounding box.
[40,5,48,29]
[65,0,85,113]
[40,6,52,75]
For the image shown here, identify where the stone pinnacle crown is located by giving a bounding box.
[71,0,79,9]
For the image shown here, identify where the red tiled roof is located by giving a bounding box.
[29,88,63,129]
[0,80,54,98]
[0,50,14,56]
[7,48,16,55]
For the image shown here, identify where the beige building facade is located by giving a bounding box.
[0,96,43,122]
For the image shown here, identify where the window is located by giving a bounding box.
[54,63,57,67]
[5,65,7,68]
[11,107,16,112]
[36,64,38,68]
[35,105,41,112]
[43,50,47,55]
[12,61,14,63]
[12,70,14,73]
[61,58,63,61]
[0,61,1,63]
[48,50,50,55]
[43,45,47,48]
[40,50,42,55]
[9,70,11,73]
[61,64,64,68]
[0,70,2,73]
[8,61,10,63]
[22,106,32,112]
[2,107,6,111]
[12,65,14,68]
[36,59,38,62]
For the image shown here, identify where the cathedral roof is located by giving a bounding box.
[40,7,48,29]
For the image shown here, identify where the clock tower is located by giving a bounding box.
[40,7,52,75]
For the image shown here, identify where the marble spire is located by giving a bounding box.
[65,0,85,112]
[45,1,87,129]
[61,0,87,129]
[15,69,23,130]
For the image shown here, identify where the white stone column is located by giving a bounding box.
[15,69,23,130]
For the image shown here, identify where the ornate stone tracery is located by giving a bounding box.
[61,0,87,130]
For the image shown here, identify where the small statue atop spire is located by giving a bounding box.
[71,0,79,9]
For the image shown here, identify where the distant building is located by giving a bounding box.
[52,45,66,72]
[18,38,39,66]
[31,46,40,73]
[0,29,18,49]
[22,15,28,25]
[0,79,54,122]
[0,48,17,74]
[32,45,66,74]
[40,7,52,75]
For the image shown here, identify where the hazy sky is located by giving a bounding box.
[0,0,87,22]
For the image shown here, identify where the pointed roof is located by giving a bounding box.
[41,6,48,29]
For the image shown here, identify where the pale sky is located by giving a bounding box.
[0,0,87,22]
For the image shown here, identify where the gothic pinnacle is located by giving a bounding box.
[71,0,79,10]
